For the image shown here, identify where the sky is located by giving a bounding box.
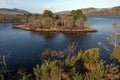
[0,0,120,13]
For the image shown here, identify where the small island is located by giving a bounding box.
[13,10,97,32]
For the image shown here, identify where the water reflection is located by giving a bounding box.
[30,31,89,41]
[30,32,58,40]
[62,32,90,41]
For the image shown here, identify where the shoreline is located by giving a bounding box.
[12,25,97,32]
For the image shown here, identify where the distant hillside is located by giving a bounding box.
[0,8,31,15]
[57,6,120,16]
[1,6,120,16]
[81,8,104,16]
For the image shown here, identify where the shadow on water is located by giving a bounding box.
[30,31,89,41]
[30,32,58,40]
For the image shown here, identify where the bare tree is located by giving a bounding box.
[113,22,120,38]
[107,22,120,47]
[97,22,120,53]
[0,52,11,80]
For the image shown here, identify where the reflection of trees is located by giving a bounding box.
[62,32,89,41]
[30,31,89,41]
[30,32,58,40]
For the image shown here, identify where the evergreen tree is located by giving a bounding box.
[42,10,54,18]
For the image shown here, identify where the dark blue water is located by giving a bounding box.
[0,16,120,71]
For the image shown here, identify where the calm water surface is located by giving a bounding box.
[0,16,120,71]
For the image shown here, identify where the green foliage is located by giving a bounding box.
[84,62,106,80]
[67,9,87,28]
[42,10,53,18]
[77,48,107,80]
[18,66,31,80]
[63,57,75,73]
[70,9,86,20]
[105,64,120,79]
[47,60,63,80]
[33,60,64,80]
[73,73,83,80]
[33,65,41,80]
[70,10,82,20]
[111,46,120,62]
[78,48,100,64]
[39,60,50,80]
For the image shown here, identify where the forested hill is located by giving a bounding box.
[57,6,120,16]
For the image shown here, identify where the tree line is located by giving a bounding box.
[0,13,39,23]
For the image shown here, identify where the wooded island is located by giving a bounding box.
[13,10,97,32]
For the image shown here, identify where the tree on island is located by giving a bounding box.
[70,9,86,20]
[42,10,54,18]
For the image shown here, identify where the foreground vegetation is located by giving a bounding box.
[0,43,120,80]
[36,48,120,80]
